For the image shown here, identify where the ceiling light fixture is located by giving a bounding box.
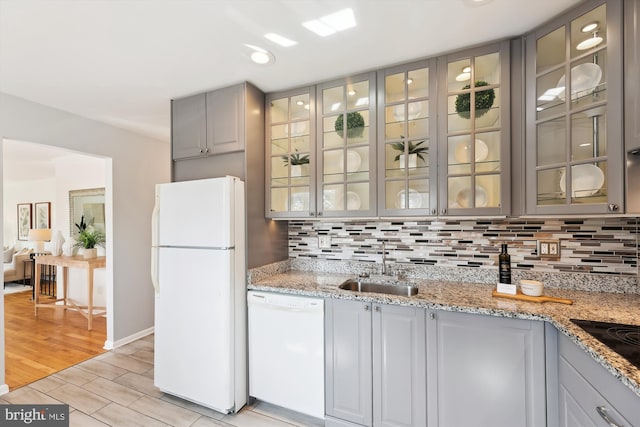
[296,100,305,106]
[303,8,356,37]
[456,66,472,82]
[576,33,603,50]
[347,89,356,96]
[581,21,599,33]
[264,32,297,47]
[244,44,275,65]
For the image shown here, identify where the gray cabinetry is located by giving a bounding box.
[625,0,640,213]
[325,299,426,427]
[172,83,245,160]
[206,83,244,154]
[172,93,207,159]
[553,331,640,427]
[426,310,546,427]
[525,0,624,214]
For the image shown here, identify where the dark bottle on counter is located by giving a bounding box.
[498,243,511,284]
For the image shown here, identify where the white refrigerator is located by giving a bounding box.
[151,176,246,414]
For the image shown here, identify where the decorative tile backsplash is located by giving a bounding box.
[288,217,639,278]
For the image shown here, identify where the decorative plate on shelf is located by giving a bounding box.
[455,186,488,208]
[291,192,309,211]
[346,191,361,210]
[338,150,362,173]
[395,189,424,209]
[557,63,602,101]
[559,164,605,197]
[454,139,489,163]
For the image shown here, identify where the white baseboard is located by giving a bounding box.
[103,326,154,350]
[0,383,10,396]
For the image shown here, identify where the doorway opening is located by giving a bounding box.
[2,139,112,389]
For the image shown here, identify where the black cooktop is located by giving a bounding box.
[570,319,640,370]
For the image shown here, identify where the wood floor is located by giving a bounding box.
[3,289,107,390]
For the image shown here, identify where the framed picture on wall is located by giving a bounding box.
[17,203,32,241]
[34,202,51,229]
[69,188,105,237]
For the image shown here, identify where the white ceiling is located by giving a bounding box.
[0,0,581,144]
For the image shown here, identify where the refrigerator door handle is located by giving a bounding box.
[151,194,160,293]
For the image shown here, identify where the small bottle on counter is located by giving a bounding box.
[498,243,511,284]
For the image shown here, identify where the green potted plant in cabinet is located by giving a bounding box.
[282,152,310,177]
[454,80,496,119]
[391,139,428,169]
[335,111,365,139]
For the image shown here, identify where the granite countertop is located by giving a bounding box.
[248,270,640,398]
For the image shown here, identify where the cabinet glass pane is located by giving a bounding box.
[323,149,343,183]
[476,174,500,208]
[270,98,289,123]
[537,27,566,73]
[291,133,310,153]
[536,69,566,120]
[271,124,288,140]
[475,131,500,173]
[346,81,369,110]
[407,101,429,138]
[290,94,310,121]
[323,115,344,148]
[448,94,473,133]
[537,167,565,205]
[385,73,404,103]
[385,106,405,140]
[448,135,473,175]
[323,184,344,211]
[385,180,405,209]
[475,87,500,130]
[347,110,369,145]
[571,110,606,161]
[271,188,288,212]
[569,55,607,110]
[475,53,500,85]
[271,157,288,186]
[290,187,310,212]
[323,86,344,114]
[271,136,288,155]
[537,118,566,166]
[408,68,429,99]
[448,176,472,209]
[570,4,606,60]
[346,146,369,182]
[346,183,368,210]
[447,58,472,92]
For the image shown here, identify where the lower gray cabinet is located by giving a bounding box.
[554,331,639,427]
[325,298,426,427]
[425,310,546,427]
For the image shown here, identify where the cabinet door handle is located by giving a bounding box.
[364,305,370,311]
[596,406,622,427]
[429,312,435,320]
[441,208,447,215]
[374,306,381,312]
[431,208,436,215]
[608,203,619,212]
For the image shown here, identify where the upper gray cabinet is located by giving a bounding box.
[625,0,640,213]
[525,0,624,214]
[316,73,377,218]
[266,86,316,218]
[437,42,511,216]
[377,59,438,216]
[172,83,245,160]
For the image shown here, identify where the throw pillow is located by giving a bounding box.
[3,246,14,263]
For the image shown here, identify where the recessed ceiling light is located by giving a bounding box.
[462,66,471,73]
[406,78,414,85]
[303,8,356,37]
[347,89,356,96]
[264,33,297,47]
[296,100,305,106]
[244,44,275,65]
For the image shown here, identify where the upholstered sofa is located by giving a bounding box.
[3,247,34,284]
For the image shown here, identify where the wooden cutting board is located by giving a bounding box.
[492,289,573,305]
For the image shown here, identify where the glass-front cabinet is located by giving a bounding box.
[266,87,316,218]
[526,0,623,214]
[438,42,511,216]
[316,73,377,217]
[377,60,437,216]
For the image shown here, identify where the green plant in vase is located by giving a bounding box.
[334,111,365,138]
[73,215,105,258]
[454,80,496,119]
[391,140,428,162]
[281,152,310,166]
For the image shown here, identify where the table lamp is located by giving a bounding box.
[28,228,52,253]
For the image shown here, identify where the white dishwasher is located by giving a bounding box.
[248,291,324,419]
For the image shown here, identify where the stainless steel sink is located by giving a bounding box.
[339,279,418,296]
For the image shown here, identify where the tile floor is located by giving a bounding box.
[0,334,324,427]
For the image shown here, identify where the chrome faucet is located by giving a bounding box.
[381,242,389,275]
